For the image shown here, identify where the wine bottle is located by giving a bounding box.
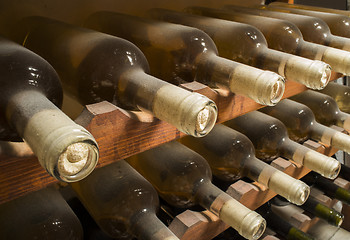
[264,3,350,39]
[238,5,350,51]
[224,111,340,179]
[186,7,350,75]
[71,160,179,240]
[257,203,314,240]
[0,187,83,239]
[11,16,217,137]
[318,82,350,113]
[290,90,350,132]
[146,8,331,90]
[84,11,285,106]
[259,98,350,154]
[302,172,350,205]
[180,124,309,205]
[127,141,266,240]
[273,196,344,227]
[0,37,98,182]
[308,220,350,240]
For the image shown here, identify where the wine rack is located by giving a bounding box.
[0,0,348,239]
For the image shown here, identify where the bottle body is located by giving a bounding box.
[187,7,349,76]
[147,8,330,89]
[71,160,179,240]
[319,82,350,113]
[260,98,350,155]
[0,187,83,240]
[11,16,218,137]
[0,36,99,182]
[290,90,350,132]
[225,111,340,179]
[127,141,266,240]
[180,124,309,205]
[85,11,285,106]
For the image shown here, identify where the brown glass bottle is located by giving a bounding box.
[290,90,350,132]
[260,98,350,154]
[11,16,217,137]
[0,187,83,239]
[71,160,179,240]
[266,2,350,38]
[186,7,350,75]
[319,82,350,113]
[234,5,350,51]
[180,124,309,205]
[146,8,330,90]
[224,111,340,179]
[0,37,98,182]
[84,11,285,106]
[127,141,266,240]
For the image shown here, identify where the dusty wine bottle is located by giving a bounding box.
[146,8,330,89]
[264,3,350,39]
[257,202,314,240]
[318,82,350,113]
[259,98,350,154]
[186,7,350,75]
[0,37,98,182]
[240,5,350,52]
[71,160,179,240]
[0,187,83,239]
[302,172,350,205]
[11,16,217,137]
[224,111,340,179]
[180,124,309,205]
[290,90,350,132]
[127,141,266,240]
[273,196,343,227]
[84,11,285,106]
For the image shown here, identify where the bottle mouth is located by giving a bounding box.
[194,101,217,137]
[244,214,266,240]
[319,64,332,89]
[257,73,285,106]
[290,181,310,206]
[57,140,99,182]
[270,78,285,105]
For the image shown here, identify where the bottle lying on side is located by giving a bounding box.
[180,124,310,205]
[0,36,99,182]
[146,8,330,90]
[260,98,350,155]
[224,111,340,179]
[11,16,217,137]
[84,11,285,106]
[186,6,350,76]
[264,2,350,39]
[71,160,179,240]
[0,187,83,239]
[273,195,344,227]
[126,141,266,240]
[318,82,350,113]
[231,5,350,52]
[290,90,350,132]
[302,172,350,205]
[257,202,314,240]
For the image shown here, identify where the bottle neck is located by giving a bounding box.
[244,157,309,205]
[280,138,340,179]
[302,196,344,227]
[298,40,350,75]
[258,48,330,89]
[195,53,285,106]
[328,35,350,52]
[130,211,179,240]
[118,69,217,137]
[310,122,350,154]
[6,90,98,182]
[338,111,350,131]
[195,181,266,240]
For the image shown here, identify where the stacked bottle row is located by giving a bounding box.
[4,2,350,183]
